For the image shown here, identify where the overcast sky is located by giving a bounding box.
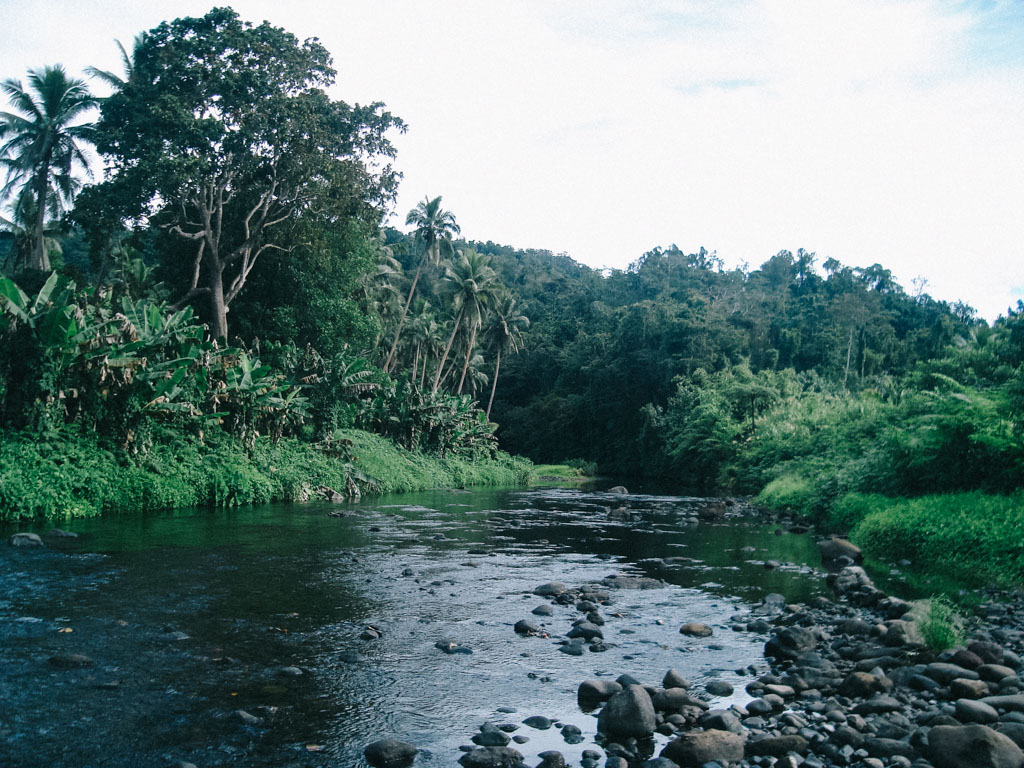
[2,0,1022,320]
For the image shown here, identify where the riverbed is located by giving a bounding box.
[0,486,882,767]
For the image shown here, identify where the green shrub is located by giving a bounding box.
[916,595,966,652]
[755,473,819,516]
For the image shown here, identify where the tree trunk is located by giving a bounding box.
[457,323,478,394]
[29,167,51,272]
[432,309,462,393]
[210,266,229,341]
[383,252,427,373]
[842,327,854,390]
[486,347,502,420]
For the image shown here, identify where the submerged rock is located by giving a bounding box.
[9,533,44,548]
[679,622,713,637]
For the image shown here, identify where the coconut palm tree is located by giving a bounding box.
[482,293,530,419]
[383,195,459,372]
[431,248,498,394]
[84,34,146,93]
[0,65,96,271]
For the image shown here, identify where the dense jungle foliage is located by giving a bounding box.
[1,7,1021,586]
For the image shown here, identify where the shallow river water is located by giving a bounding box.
[0,486,879,767]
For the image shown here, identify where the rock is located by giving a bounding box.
[833,565,874,594]
[537,750,566,768]
[514,619,541,635]
[597,685,657,737]
[952,678,992,699]
[705,680,734,697]
[534,582,567,597]
[532,605,553,616]
[523,715,553,730]
[679,622,713,637]
[839,671,891,698]
[652,687,709,712]
[661,729,745,767]
[48,653,93,668]
[46,528,78,538]
[9,532,44,548]
[765,626,817,659]
[746,735,809,757]
[957,699,1000,724]
[472,728,511,747]
[852,695,904,715]
[360,625,384,640]
[979,664,1017,683]
[608,486,628,494]
[996,724,1024,750]
[663,669,691,689]
[567,621,603,641]
[818,537,863,562]
[641,759,679,768]
[970,641,1012,666]
[435,640,473,655]
[928,662,981,684]
[578,679,623,704]
[702,710,743,733]
[953,649,987,670]
[458,746,525,768]
[233,709,262,725]
[980,695,1024,712]
[364,739,418,767]
[925,724,1024,768]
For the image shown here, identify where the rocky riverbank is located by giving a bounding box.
[368,542,1024,768]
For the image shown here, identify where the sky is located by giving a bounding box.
[2,0,1022,321]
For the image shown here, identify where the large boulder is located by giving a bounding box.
[597,685,656,738]
[925,724,1024,768]
[533,582,567,597]
[578,679,622,704]
[364,739,417,768]
[661,729,745,767]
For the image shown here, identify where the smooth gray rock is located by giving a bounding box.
[679,622,713,637]
[533,582,567,597]
[458,746,525,768]
[661,729,745,767]
[364,739,418,768]
[957,699,1000,724]
[597,685,656,737]
[925,724,1024,768]
[818,537,863,562]
[578,679,623,703]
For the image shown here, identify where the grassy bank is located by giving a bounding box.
[0,429,532,522]
[756,484,1024,589]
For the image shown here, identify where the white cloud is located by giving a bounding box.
[1,0,1021,319]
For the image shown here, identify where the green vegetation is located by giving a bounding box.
[1,8,1021,593]
[916,595,967,652]
[0,428,528,521]
[531,461,598,483]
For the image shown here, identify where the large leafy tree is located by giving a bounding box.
[0,65,96,272]
[86,8,403,339]
[384,195,459,372]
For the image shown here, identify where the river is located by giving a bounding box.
[0,486,893,767]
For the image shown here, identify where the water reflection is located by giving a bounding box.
[1,488,847,767]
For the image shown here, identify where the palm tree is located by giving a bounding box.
[0,65,96,271]
[483,293,529,419]
[84,34,146,93]
[432,248,498,394]
[383,195,459,372]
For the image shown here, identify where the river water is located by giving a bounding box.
[0,486,875,767]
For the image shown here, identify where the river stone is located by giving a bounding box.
[608,486,628,494]
[833,565,874,594]
[980,664,1017,683]
[745,735,809,757]
[840,671,889,698]
[641,760,679,768]
[652,687,709,712]
[953,649,987,670]
[234,709,261,724]
[929,663,982,684]
[957,698,1001,724]
[664,669,691,689]
[953,678,992,699]
[458,746,525,767]
[534,582,567,597]
[47,528,78,538]
[926,724,1024,768]
[578,679,622,703]
[567,621,603,640]
[472,729,510,747]
[9,532,44,548]
[364,739,418,768]
[532,604,553,616]
[537,751,566,768]
[852,695,904,715]
[661,729,745,767]
[971,642,1012,666]
[705,680,734,697]
[818,537,863,562]
[996,724,1024,750]
[523,715,553,730]
[765,626,817,659]
[981,695,1024,712]
[679,622,713,637]
[514,619,540,635]
[863,737,916,758]
[597,685,656,737]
